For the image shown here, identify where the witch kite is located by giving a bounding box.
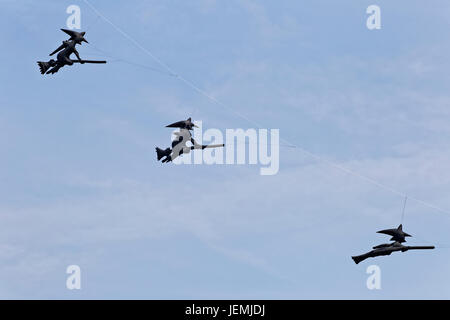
[351,224,434,264]
[156,117,224,163]
[37,29,106,75]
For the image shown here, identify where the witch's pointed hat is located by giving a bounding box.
[61,29,88,44]
[377,224,411,243]
[166,117,198,130]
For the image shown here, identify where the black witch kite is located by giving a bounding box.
[37,29,106,75]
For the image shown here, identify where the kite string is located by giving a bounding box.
[84,13,102,32]
[82,0,450,219]
[86,43,176,76]
[401,196,408,223]
[83,0,178,76]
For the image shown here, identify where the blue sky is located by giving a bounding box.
[1,0,450,299]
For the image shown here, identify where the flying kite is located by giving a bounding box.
[37,29,106,75]
[351,224,434,264]
[156,117,224,163]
